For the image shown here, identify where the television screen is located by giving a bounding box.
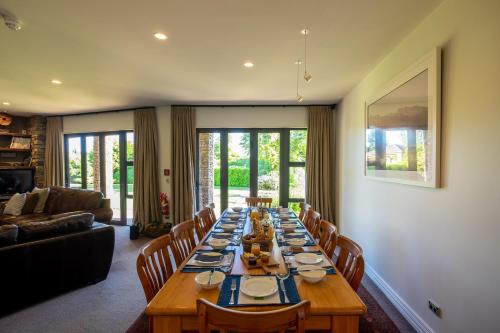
[0,169,34,195]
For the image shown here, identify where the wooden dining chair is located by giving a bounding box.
[194,207,215,240]
[170,219,197,266]
[206,203,217,222]
[333,235,364,291]
[136,234,175,303]
[318,220,338,258]
[298,202,311,222]
[303,209,321,239]
[245,197,272,207]
[197,298,310,333]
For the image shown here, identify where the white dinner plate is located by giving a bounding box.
[294,252,323,265]
[240,278,278,298]
[194,252,224,266]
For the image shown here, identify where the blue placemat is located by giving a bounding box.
[217,275,300,307]
[182,249,235,273]
[203,231,242,246]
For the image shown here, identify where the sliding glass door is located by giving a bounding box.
[196,129,307,214]
[64,131,133,225]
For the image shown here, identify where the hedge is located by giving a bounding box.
[214,167,249,187]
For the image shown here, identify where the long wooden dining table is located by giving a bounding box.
[146,209,366,332]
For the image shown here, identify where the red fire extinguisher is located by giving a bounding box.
[160,192,170,219]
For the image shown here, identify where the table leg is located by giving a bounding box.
[331,315,359,333]
[151,316,182,333]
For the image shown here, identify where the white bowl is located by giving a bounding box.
[297,265,326,283]
[221,224,237,232]
[208,238,231,250]
[232,207,243,212]
[195,271,225,290]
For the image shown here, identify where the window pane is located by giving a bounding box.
[86,136,101,191]
[105,135,121,219]
[199,133,221,216]
[288,202,301,215]
[258,132,280,206]
[228,133,250,208]
[127,165,133,196]
[67,137,82,188]
[289,167,305,198]
[290,130,307,162]
[126,132,134,162]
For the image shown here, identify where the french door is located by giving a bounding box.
[196,128,307,215]
[64,131,133,225]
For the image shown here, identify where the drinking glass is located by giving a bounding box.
[251,243,261,256]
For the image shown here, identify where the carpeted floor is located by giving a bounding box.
[0,226,150,333]
[0,226,415,333]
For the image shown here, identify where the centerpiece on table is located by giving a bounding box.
[242,208,274,253]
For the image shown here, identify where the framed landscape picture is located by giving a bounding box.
[365,48,441,188]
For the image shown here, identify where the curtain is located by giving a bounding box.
[133,108,161,229]
[306,106,336,222]
[44,116,64,186]
[171,106,196,225]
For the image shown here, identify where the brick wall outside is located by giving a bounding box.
[198,133,214,208]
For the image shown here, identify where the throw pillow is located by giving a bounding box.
[32,187,50,213]
[3,193,27,216]
[21,193,40,215]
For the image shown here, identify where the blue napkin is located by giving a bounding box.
[217,275,301,307]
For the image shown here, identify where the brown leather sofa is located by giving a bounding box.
[0,212,115,315]
[0,186,113,226]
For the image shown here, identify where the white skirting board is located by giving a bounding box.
[365,263,435,333]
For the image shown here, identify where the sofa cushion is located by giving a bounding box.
[0,224,18,246]
[3,193,27,216]
[21,193,39,215]
[18,212,95,242]
[0,213,49,226]
[32,187,50,213]
[47,187,103,214]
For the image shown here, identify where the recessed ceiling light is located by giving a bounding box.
[243,62,254,68]
[300,28,310,35]
[2,102,11,106]
[153,32,168,40]
[51,79,63,85]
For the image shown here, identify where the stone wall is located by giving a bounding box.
[198,133,214,207]
[29,116,46,187]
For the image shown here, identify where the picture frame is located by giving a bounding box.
[10,136,32,150]
[364,48,441,188]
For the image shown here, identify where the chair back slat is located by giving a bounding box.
[170,219,197,266]
[245,197,272,208]
[206,204,217,223]
[298,202,311,222]
[334,235,364,291]
[304,209,321,238]
[136,234,175,302]
[197,299,310,333]
[318,220,338,258]
[195,207,215,240]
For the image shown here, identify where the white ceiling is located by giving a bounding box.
[0,0,442,115]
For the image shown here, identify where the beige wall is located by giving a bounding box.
[63,111,134,133]
[337,0,500,332]
[196,106,307,128]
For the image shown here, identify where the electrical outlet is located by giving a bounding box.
[428,299,441,317]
